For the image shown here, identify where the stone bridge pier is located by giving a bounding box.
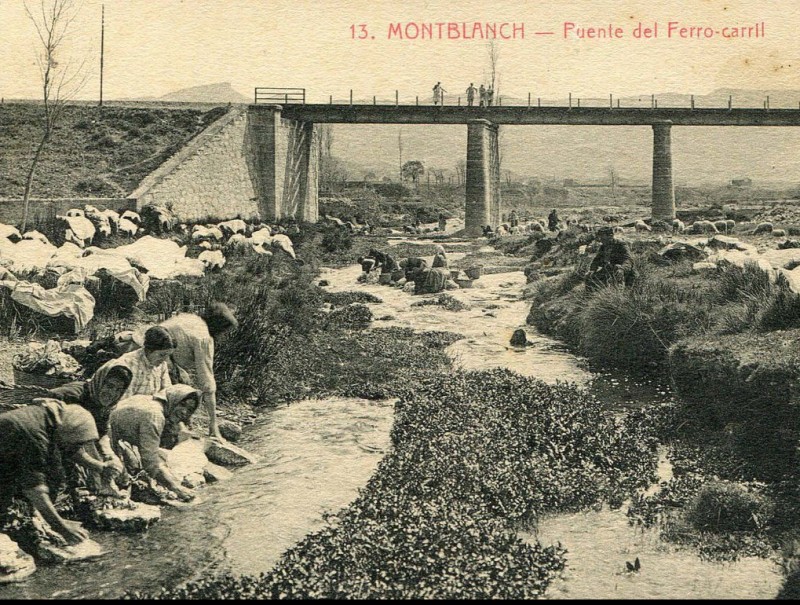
[249,105,318,222]
[464,119,502,236]
[651,120,676,222]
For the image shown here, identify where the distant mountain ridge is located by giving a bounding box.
[125,85,800,109]
[122,82,249,104]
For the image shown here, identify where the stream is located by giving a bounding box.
[0,243,785,599]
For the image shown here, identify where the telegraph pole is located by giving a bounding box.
[398,128,403,183]
[99,4,105,106]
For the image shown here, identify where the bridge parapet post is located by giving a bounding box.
[651,120,676,222]
[465,119,501,236]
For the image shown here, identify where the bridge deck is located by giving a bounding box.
[256,104,800,127]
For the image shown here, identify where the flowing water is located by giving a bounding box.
[0,397,394,599]
[0,243,785,599]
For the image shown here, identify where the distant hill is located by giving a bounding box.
[123,82,249,104]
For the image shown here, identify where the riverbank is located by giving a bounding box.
[124,238,782,599]
[136,370,662,599]
[521,225,800,592]
[1,229,788,598]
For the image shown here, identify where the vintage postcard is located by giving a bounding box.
[0,0,798,599]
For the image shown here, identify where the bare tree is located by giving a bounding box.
[608,165,618,200]
[486,40,503,223]
[429,168,445,186]
[397,128,403,183]
[487,40,500,99]
[455,159,466,187]
[22,0,88,231]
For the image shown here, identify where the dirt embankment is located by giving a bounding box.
[0,103,227,198]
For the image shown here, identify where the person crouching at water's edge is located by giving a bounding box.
[160,302,238,441]
[0,401,104,545]
[109,385,202,503]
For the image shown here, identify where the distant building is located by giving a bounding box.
[563,178,577,187]
[731,178,752,187]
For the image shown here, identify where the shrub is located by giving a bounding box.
[268,280,325,334]
[320,225,353,254]
[530,270,585,306]
[576,279,707,372]
[213,282,293,400]
[755,290,800,332]
[322,290,382,306]
[325,303,373,329]
[411,294,469,312]
[684,480,774,533]
[717,261,775,304]
[372,182,410,198]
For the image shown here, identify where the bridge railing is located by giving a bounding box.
[254,88,800,110]
[254,87,306,104]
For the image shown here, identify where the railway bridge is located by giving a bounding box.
[249,90,800,235]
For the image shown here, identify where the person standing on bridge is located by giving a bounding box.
[433,82,447,106]
[486,86,495,107]
[466,83,477,107]
[479,84,487,107]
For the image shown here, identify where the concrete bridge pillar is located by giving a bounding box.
[465,119,501,236]
[651,120,676,222]
[248,105,318,222]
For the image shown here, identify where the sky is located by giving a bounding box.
[3,0,800,184]
[2,0,800,102]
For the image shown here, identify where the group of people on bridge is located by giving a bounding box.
[433,82,495,107]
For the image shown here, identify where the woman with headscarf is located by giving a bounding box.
[108,384,202,503]
[0,401,100,545]
[431,244,449,269]
[48,362,133,469]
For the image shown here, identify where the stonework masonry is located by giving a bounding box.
[129,107,262,222]
[130,105,319,223]
[464,119,502,236]
[248,106,319,222]
[651,121,676,222]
